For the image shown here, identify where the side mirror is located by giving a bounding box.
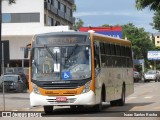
[18,80,23,83]
[24,44,31,58]
[24,47,29,58]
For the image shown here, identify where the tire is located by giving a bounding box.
[110,85,125,106]
[117,86,125,106]
[110,100,117,106]
[93,94,102,112]
[155,78,157,82]
[44,106,53,114]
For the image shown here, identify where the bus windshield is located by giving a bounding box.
[32,45,91,81]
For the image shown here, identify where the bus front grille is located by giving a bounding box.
[41,83,82,90]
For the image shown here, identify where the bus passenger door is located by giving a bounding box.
[94,41,102,103]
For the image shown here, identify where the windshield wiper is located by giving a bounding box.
[56,51,58,65]
[44,44,56,60]
[65,44,78,63]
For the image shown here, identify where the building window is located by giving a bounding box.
[48,16,54,26]
[54,0,58,8]
[2,13,40,23]
[70,9,73,17]
[2,13,11,23]
[58,1,60,10]
[64,5,66,13]
[60,3,65,12]
[51,0,54,5]
[157,41,160,43]
[66,7,71,16]
[44,14,46,24]
[157,36,160,38]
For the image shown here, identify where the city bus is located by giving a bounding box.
[24,32,134,114]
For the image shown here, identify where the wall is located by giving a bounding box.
[2,0,44,29]
[2,36,32,60]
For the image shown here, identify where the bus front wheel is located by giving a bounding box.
[117,85,125,106]
[93,94,102,112]
[44,106,53,114]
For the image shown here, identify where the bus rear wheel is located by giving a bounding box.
[117,86,125,106]
[44,106,53,114]
[110,85,125,106]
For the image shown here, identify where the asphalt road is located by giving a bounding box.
[0,81,160,119]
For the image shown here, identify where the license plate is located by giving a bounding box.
[56,97,67,102]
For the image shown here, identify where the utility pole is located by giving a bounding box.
[0,0,2,75]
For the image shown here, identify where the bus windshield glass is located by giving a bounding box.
[32,45,91,81]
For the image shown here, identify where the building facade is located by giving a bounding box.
[2,0,75,68]
[44,0,75,26]
[154,33,160,47]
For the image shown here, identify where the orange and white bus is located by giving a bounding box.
[24,32,134,114]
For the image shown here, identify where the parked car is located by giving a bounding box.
[0,73,28,92]
[133,71,141,82]
[18,72,29,89]
[144,70,160,82]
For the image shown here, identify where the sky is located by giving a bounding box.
[74,0,158,33]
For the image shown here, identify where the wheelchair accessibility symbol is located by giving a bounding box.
[62,71,71,80]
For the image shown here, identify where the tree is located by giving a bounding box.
[136,0,160,11]
[72,4,76,12]
[122,23,154,59]
[73,18,84,31]
[150,10,160,32]
[102,24,121,27]
[101,24,110,27]
[1,0,15,4]
[122,23,155,69]
[135,0,160,31]
[9,0,15,4]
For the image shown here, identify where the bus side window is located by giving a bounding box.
[94,42,100,69]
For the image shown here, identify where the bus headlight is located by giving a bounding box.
[32,83,40,94]
[82,81,91,93]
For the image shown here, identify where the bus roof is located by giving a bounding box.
[33,31,131,47]
[34,31,90,38]
[91,32,131,47]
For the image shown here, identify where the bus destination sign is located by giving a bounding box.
[36,35,87,45]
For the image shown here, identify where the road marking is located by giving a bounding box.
[144,96,153,99]
[130,106,143,111]
[12,110,18,111]
[22,108,31,110]
[126,96,137,101]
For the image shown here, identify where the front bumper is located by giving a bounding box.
[144,76,156,81]
[30,90,96,107]
[4,85,17,90]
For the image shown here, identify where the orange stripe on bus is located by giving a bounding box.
[38,86,84,96]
